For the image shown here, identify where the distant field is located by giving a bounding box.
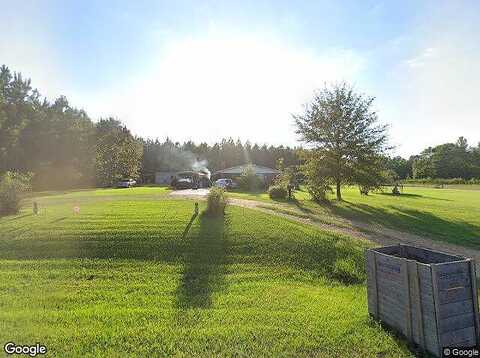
[231,186,480,249]
[403,183,480,191]
[0,188,410,357]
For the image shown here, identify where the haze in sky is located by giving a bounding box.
[1,0,479,157]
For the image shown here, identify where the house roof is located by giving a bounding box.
[213,164,280,175]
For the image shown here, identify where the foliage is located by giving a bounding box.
[411,137,480,180]
[268,185,287,200]
[381,169,400,185]
[299,150,332,202]
[141,137,300,181]
[5,64,480,193]
[0,171,32,215]
[273,165,296,188]
[294,82,390,200]
[237,165,263,191]
[411,148,437,179]
[402,177,480,185]
[353,157,389,195]
[384,156,411,179]
[0,66,95,189]
[95,118,143,187]
[205,187,228,216]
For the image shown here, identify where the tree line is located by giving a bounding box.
[141,138,299,178]
[2,65,479,193]
[384,137,480,181]
[0,65,299,189]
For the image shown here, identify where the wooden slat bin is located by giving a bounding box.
[366,244,480,356]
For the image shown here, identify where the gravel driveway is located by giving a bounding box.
[168,191,480,273]
[169,188,210,198]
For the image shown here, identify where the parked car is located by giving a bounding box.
[174,178,193,190]
[117,178,136,188]
[214,178,237,190]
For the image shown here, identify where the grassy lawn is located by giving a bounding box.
[0,189,411,357]
[228,189,274,202]
[230,186,480,249]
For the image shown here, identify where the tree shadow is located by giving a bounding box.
[181,211,198,239]
[0,213,33,220]
[0,207,367,285]
[175,212,227,309]
[324,201,480,248]
[290,197,315,214]
[50,216,67,224]
[378,192,452,201]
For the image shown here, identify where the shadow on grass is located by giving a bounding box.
[378,192,452,201]
[290,197,315,214]
[0,209,367,285]
[0,213,33,221]
[175,212,227,309]
[50,216,67,224]
[181,211,198,239]
[324,201,480,247]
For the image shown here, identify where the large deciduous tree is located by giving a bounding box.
[294,83,390,200]
[95,118,143,187]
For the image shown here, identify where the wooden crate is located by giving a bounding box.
[366,245,480,356]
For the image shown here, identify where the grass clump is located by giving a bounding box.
[206,186,228,216]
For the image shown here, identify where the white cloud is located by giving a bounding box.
[84,34,366,145]
[405,47,436,68]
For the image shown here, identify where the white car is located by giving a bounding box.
[117,179,136,188]
[214,178,236,189]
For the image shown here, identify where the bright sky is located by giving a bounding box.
[1,0,479,157]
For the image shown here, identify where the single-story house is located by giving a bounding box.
[155,171,177,185]
[155,169,211,188]
[212,164,280,185]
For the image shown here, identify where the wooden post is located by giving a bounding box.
[413,262,426,349]
[468,259,480,344]
[431,264,442,357]
[403,259,413,341]
[365,249,379,318]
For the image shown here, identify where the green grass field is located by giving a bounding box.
[0,188,411,357]
[231,186,480,249]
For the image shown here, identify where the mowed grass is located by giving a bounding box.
[0,188,411,357]
[231,186,480,249]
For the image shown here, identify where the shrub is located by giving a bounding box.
[273,166,296,188]
[268,185,287,200]
[299,151,333,202]
[307,182,332,202]
[205,187,228,216]
[238,165,263,191]
[359,186,369,195]
[0,171,32,216]
[402,177,480,185]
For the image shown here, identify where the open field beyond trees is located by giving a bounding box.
[0,188,413,357]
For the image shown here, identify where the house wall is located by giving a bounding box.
[212,172,277,186]
[155,172,177,185]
